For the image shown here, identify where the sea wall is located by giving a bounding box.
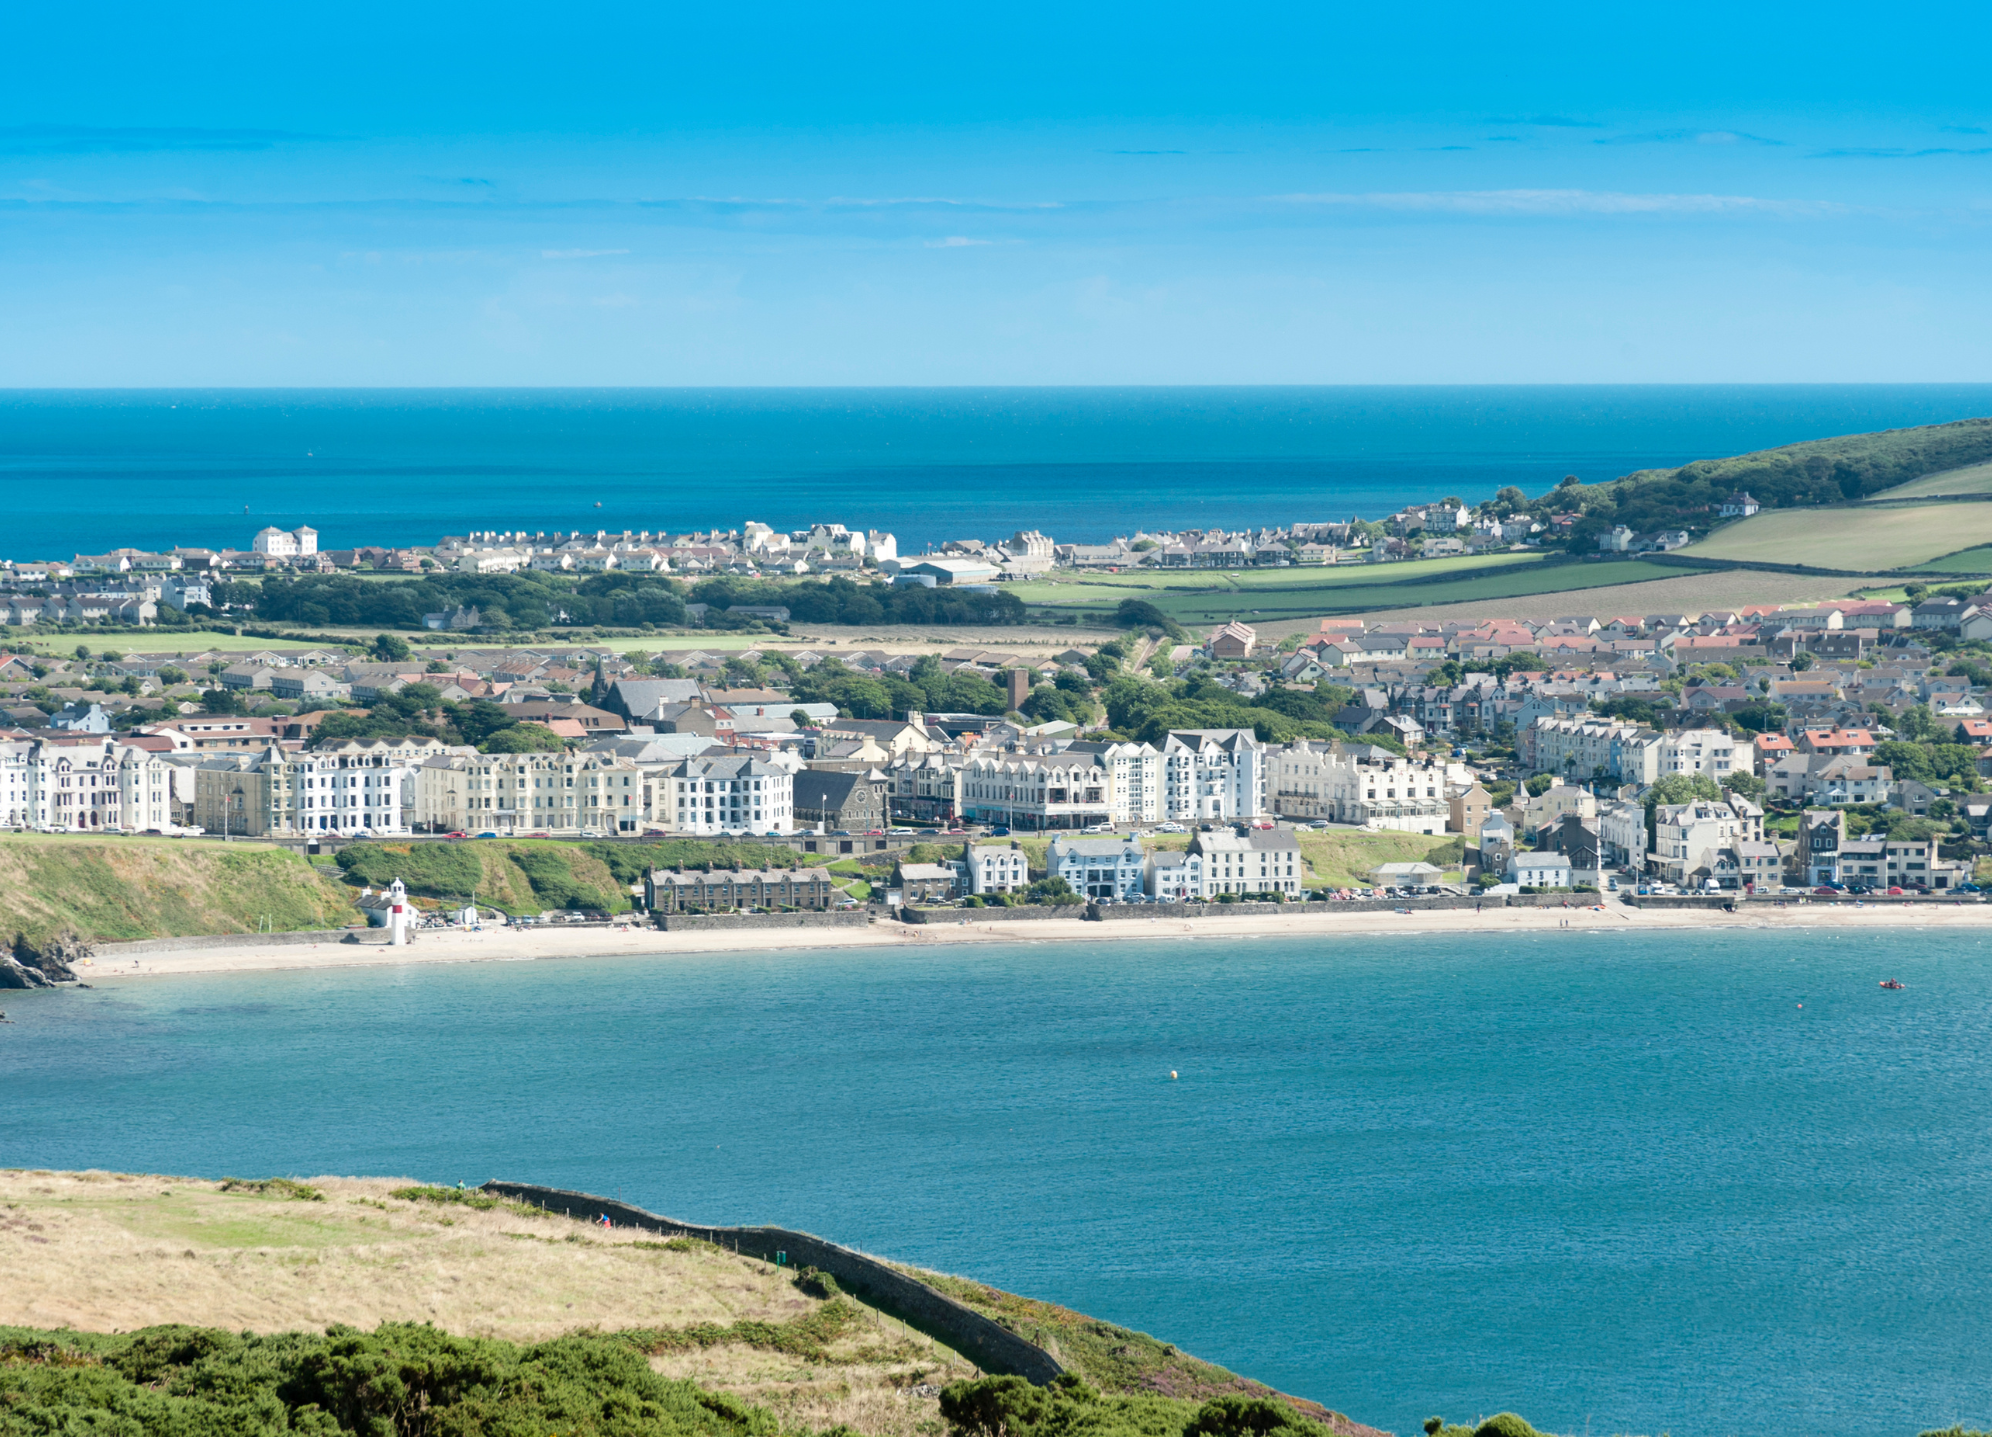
[905,895,1607,924]
[899,905,1078,924]
[482,1181,1063,1384]
[654,911,874,932]
[94,928,374,957]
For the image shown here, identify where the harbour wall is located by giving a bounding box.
[482,1180,1063,1384]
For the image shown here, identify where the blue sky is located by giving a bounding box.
[4,0,1990,385]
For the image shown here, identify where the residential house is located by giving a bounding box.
[1209,621,1258,660]
[1047,835,1147,901]
[1508,851,1574,888]
[968,842,1030,895]
[645,866,836,912]
[663,754,796,835]
[894,862,963,904]
[1191,828,1304,897]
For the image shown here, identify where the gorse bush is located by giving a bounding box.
[0,1322,786,1437]
[218,1177,325,1201]
[790,1266,841,1300]
[939,1374,1322,1437]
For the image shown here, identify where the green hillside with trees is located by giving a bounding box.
[1539,415,1992,549]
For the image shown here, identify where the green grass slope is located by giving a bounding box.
[333,837,823,915]
[1017,559,1681,625]
[1868,459,1992,500]
[1681,501,1992,571]
[0,836,357,950]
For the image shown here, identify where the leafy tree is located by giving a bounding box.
[156,665,187,685]
[1026,875,1083,906]
[1875,740,1982,790]
[1730,700,1787,733]
[201,687,248,715]
[1113,597,1188,639]
[480,721,566,753]
[1722,770,1767,799]
[370,632,412,662]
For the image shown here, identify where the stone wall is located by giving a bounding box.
[899,904,1079,924]
[654,911,874,932]
[95,928,373,957]
[482,1181,1062,1384]
[1621,894,1735,910]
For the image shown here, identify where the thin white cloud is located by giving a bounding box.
[1269,188,1839,217]
[541,248,630,259]
[926,236,992,247]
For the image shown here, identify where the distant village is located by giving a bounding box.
[0,487,1754,628]
[0,558,1985,903]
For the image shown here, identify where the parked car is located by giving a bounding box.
[990,826,1011,836]
[1814,886,1840,895]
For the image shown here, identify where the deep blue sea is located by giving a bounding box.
[3,386,1992,560]
[3,929,1989,1437]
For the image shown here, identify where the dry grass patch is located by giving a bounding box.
[0,1170,814,1340]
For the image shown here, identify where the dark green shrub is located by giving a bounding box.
[791,1266,841,1299]
[0,1322,786,1437]
[1183,1395,1315,1437]
[217,1178,323,1201]
[1474,1415,1542,1437]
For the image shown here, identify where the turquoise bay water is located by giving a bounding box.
[3,929,1990,1436]
[4,385,1992,558]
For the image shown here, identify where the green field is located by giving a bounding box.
[1870,460,1992,500]
[1910,546,1992,574]
[1014,557,1684,623]
[1683,502,1992,572]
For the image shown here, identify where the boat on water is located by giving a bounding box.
[1879,979,1905,989]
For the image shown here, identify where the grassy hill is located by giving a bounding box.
[0,1169,1377,1437]
[1617,415,1992,502]
[1546,416,1992,551]
[0,836,356,953]
[332,836,823,916]
[1863,459,1992,500]
[1680,501,1992,572]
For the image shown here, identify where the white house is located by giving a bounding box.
[968,841,1030,895]
[252,525,318,558]
[1190,828,1304,897]
[1047,835,1146,901]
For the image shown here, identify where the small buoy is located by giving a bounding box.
[595,501,603,507]
[1797,1003,1803,1008]
[1169,1070,1178,1080]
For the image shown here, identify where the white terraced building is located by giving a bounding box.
[1191,828,1304,897]
[1267,741,1451,834]
[415,748,648,835]
[959,752,1114,830]
[665,754,795,835]
[1161,729,1266,821]
[1064,739,1165,825]
[0,734,183,833]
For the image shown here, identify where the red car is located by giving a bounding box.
[1886,886,1905,895]
[444,831,467,839]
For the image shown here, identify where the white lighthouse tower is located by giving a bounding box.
[387,877,414,946]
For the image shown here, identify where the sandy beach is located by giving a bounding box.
[67,901,1992,982]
